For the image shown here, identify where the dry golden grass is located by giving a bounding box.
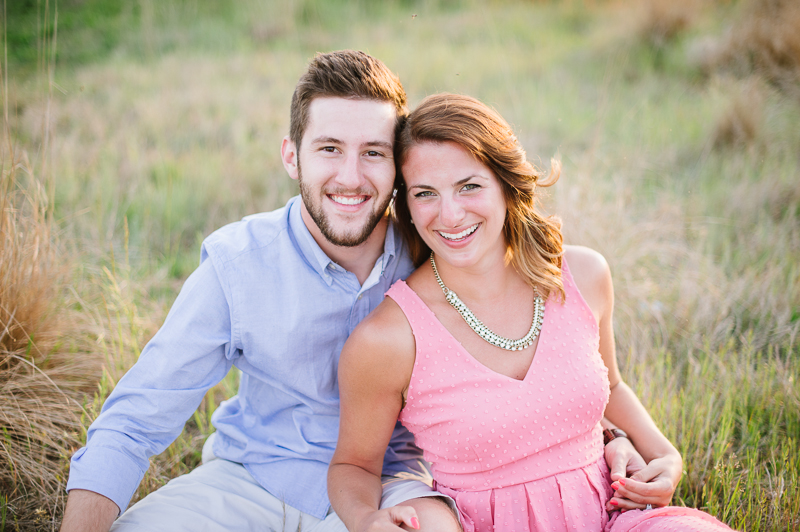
[0,143,104,530]
[711,78,765,150]
[634,0,700,50]
[696,0,800,98]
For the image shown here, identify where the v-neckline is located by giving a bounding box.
[402,281,549,383]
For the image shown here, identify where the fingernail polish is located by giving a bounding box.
[611,482,619,490]
[411,517,420,530]
[618,478,627,486]
[610,500,618,506]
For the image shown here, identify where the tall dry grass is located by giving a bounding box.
[691,0,800,99]
[0,143,104,529]
[634,0,699,51]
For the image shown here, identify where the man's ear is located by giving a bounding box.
[281,136,299,180]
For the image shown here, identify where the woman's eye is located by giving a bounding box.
[462,183,481,192]
[413,191,434,198]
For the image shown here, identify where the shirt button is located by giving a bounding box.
[358,294,363,300]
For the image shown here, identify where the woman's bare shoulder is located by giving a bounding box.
[563,245,613,317]
[340,291,416,387]
[564,245,610,282]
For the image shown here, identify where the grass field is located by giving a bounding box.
[2,0,799,530]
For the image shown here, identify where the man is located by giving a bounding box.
[61,50,461,532]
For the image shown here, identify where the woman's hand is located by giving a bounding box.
[355,507,421,532]
[605,452,683,511]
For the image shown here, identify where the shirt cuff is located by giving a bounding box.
[66,445,147,514]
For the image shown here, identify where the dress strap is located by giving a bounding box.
[385,280,437,335]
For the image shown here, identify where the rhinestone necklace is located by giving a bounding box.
[429,253,545,351]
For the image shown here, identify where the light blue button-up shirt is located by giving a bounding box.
[66,196,420,519]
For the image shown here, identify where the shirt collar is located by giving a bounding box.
[288,196,400,285]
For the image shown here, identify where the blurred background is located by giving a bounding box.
[2,0,798,530]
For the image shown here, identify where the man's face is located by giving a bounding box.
[283,97,397,247]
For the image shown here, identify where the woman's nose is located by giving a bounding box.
[439,197,466,228]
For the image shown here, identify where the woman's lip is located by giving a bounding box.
[437,223,480,241]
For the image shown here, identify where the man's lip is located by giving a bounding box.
[327,194,370,206]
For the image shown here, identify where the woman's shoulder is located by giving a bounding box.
[341,291,416,382]
[349,293,414,351]
[563,245,610,281]
[563,245,613,317]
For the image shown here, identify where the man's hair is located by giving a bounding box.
[394,93,566,302]
[289,50,408,149]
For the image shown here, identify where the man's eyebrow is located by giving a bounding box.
[307,137,393,150]
[363,140,393,150]
[308,136,343,145]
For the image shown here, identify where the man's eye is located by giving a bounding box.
[366,150,383,157]
[322,146,337,153]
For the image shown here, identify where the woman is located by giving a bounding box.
[328,94,732,532]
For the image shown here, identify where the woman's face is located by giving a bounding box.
[402,141,508,270]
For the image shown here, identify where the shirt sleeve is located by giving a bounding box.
[65,257,236,513]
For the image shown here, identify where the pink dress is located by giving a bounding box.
[386,260,732,532]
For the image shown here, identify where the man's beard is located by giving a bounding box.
[298,164,391,248]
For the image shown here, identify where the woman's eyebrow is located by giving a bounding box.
[454,175,489,186]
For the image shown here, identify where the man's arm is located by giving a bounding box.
[63,257,236,520]
[60,490,119,532]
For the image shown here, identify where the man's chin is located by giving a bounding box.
[320,227,374,248]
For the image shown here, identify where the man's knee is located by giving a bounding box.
[394,497,461,532]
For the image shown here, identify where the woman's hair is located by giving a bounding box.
[394,93,565,301]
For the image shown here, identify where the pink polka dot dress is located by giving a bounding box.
[386,260,733,532]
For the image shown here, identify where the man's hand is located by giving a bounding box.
[605,436,646,483]
[355,506,420,532]
[604,440,683,511]
[60,489,119,532]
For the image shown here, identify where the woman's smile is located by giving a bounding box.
[437,222,481,242]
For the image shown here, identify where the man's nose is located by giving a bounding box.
[335,152,363,189]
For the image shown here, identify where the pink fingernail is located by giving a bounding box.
[610,500,618,506]
[411,517,420,530]
[611,482,620,490]
[618,478,627,486]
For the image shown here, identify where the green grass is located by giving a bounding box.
[3,0,799,529]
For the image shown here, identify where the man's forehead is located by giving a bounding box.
[305,97,396,136]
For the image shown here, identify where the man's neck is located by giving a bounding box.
[300,207,389,286]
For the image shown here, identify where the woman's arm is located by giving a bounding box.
[566,246,682,510]
[328,298,421,532]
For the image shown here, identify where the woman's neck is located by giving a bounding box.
[431,249,528,305]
